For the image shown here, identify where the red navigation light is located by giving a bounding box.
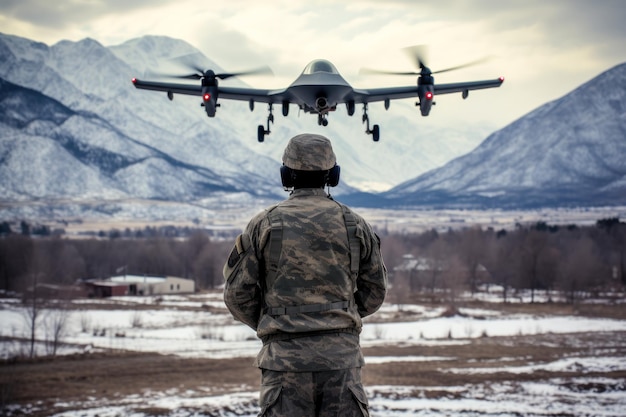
[425,91,434,100]
[499,76,505,82]
[203,93,211,101]
[131,78,137,84]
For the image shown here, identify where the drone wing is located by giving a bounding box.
[434,78,505,95]
[132,79,202,96]
[132,79,288,103]
[350,77,504,103]
[218,86,289,103]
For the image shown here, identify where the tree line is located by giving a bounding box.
[0,228,234,293]
[379,218,626,304]
[1,218,625,303]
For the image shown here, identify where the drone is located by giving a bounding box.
[131,46,504,142]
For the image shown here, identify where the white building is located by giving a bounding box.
[93,275,195,296]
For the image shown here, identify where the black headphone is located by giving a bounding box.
[280,165,341,188]
[327,164,340,187]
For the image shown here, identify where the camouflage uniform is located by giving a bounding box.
[223,134,387,417]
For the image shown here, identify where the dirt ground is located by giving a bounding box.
[2,304,626,416]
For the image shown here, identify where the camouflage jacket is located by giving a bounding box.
[223,188,387,371]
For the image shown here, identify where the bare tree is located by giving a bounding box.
[519,230,549,303]
[424,238,449,295]
[193,241,231,289]
[44,306,71,356]
[179,231,211,285]
[489,233,518,303]
[441,255,466,304]
[457,227,486,294]
[557,235,601,303]
[21,240,54,358]
[23,272,44,358]
[0,234,33,292]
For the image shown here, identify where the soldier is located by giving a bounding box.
[223,133,387,417]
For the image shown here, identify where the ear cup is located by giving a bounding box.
[280,165,295,188]
[327,165,340,187]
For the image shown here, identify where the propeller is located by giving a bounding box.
[360,45,491,76]
[148,53,273,80]
[176,65,274,81]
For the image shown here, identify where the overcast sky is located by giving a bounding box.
[2,0,626,130]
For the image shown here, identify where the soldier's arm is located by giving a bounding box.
[223,231,263,330]
[354,222,388,318]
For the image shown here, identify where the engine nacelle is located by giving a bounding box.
[417,85,434,116]
[202,86,219,117]
[315,96,329,112]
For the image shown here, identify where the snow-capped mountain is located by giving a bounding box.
[0,32,492,220]
[382,63,626,208]
[0,34,282,204]
[2,32,622,221]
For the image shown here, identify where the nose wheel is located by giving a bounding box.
[257,104,274,142]
[317,114,329,127]
[362,104,380,141]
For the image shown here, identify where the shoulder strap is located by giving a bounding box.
[340,205,361,276]
[267,208,283,280]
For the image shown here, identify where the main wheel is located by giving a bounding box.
[372,125,380,142]
[257,125,265,142]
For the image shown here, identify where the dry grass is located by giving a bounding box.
[2,302,625,416]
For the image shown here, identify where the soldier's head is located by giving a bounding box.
[281,133,340,189]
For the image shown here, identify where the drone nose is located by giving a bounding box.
[315,97,329,110]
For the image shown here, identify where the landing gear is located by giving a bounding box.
[371,125,380,142]
[317,114,329,127]
[362,104,380,141]
[257,104,274,142]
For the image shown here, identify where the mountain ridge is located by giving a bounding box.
[1,32,625,221]
[380,62,626,208]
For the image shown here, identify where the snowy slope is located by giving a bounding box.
[3,32,621,217]
[384,63,626,208]
[0,32,489,217]
[0,78,242,201]
[0,34,285,215]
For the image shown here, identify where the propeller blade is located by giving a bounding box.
[432,56,493,74]
[167,53,209,75]
[217,65,274,80]
[359,67,419,76]
[145,65,273,81]
[177,73,203,80]
[361,45,493,77]
[403,45,429,70]
[143,69,203,80]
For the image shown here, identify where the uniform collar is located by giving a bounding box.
[288,188,329,199]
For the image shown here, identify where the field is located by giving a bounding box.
[1,292,626,416]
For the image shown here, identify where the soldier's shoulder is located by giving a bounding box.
[246,203,280,231]
[335,202,368,223]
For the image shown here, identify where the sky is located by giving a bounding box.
[1,0,626,130]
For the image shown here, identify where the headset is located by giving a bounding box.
[281,164,341,188]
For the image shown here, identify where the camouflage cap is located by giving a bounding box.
[282,133,336,171]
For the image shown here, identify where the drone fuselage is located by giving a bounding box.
[132,56,504,143]
[286,63,354,115]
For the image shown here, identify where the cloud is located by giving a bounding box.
[0,0,173,29]
[1,0,625,129]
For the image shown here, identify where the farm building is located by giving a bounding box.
[83,275,195,297]
[393,254,491,292]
